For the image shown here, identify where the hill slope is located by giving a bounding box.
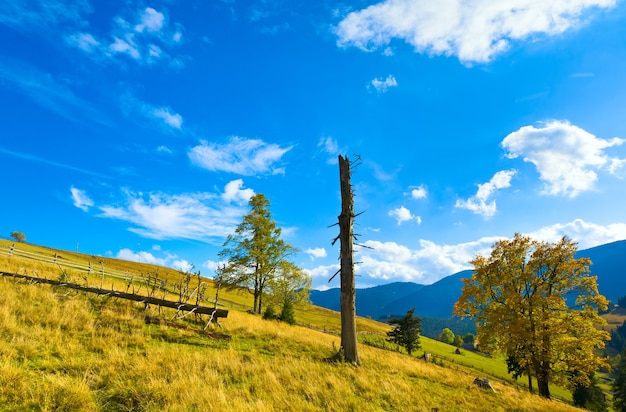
[0,240,581,410]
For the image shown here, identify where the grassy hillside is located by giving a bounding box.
[0,240,582,411]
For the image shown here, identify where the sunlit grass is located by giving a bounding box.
[0,240,585,410]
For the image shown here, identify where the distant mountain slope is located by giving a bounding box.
[381,270,472,319]
[577,240,626,304]
[310,240,626,321]
[309,282,424,318]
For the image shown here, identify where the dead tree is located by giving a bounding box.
[329,154,360,365]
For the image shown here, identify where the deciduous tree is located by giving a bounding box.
[387,308,422,356]
[10,231,25,243]
[218,194,298,315]
[439,328,455,345]
[454,234,609,399]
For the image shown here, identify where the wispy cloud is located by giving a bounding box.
[121,92,183,131]
[0,0,91,29]
[188,137,292,175]
[70,186,94,211]
[0,60,110,125]
[369,75,397,93]
[0,147,108,178]
[66,6,184,67]
[455,170,517,217]
[335,0,616,64]
[74,180,255,242]
[388,206,421,225]
[317,136,346,164]
[501,120,625,197]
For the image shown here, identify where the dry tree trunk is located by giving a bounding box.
[337,155,359,365]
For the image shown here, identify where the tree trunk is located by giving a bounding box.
[536,367,551,398]
[337,155,359,365]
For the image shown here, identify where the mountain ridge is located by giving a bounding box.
[310,240,626,321]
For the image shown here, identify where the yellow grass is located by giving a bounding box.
[0,240,586,411]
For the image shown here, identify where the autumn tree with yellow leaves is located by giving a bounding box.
[454,234,610,399]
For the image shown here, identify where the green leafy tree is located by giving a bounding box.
[219,194,298,314]
[265,261,311,310]
[463,333,475,345]
[454,234,610,398]
[386,308,422,355]
[10,231,25,243]
[454,334,464,348]
[279,299,296,325]
[439,328,455,345]
[263,306,278,320]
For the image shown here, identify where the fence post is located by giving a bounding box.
[9,244,14,256]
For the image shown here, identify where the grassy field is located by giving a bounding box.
[0,240,584,411]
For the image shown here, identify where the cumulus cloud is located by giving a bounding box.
[501,120,625,197]
[527,219,626,249]
[70,186,94,211]
[115,248,194,272]
[335,0,616,64]
[388,206,421,225]
[79,180,253,241]
[135,7,164,33]
[188,137,292,175]
[221,179,255,204]
[305,218,626,288]
[116,248,169,266]
[305,247,327,260]
[410,185,427,199]
[455,170,517,217]
[370,75,398,93]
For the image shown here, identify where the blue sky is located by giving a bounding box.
[2,0,626,290]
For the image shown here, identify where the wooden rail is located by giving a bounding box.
[0,271,228,318]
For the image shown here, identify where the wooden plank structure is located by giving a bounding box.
[0,271,228,319]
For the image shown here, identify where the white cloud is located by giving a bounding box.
[188,137,292,175]
[370,75,398,93]
[66,6,183,67]
[153,107,183,129]
[305,247,327,260]
[455,169,517,217]
[317,136,346,164]
[66,32,100,53]
[410,185,427,199]
[121,92,183,131]
[501,120,625,197]
[135,8,164,33]
[116,248,168,266]
[306,219,626,288]
[172,259,193,272]
[527,219,626,249]
[221,179,255,204]
[94,186,250,241]
[388,206,421,225]
[70,186,94,211]
[335,0,616,64]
